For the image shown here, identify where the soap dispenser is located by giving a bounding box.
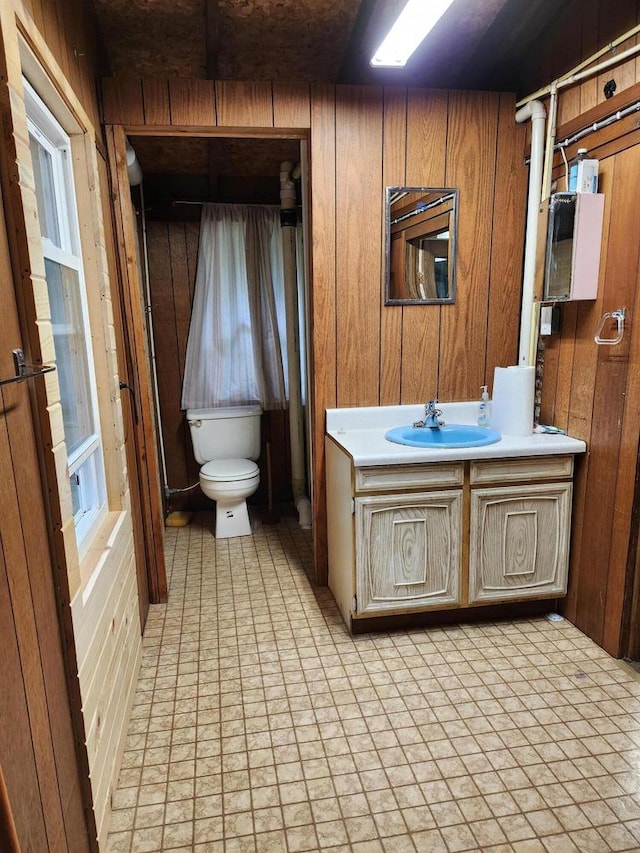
[478,385,491,426]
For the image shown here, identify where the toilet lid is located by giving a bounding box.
[200,459,259,482]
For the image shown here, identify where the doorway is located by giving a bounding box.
[120,132,312,535]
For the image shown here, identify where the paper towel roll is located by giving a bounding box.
[491,366,535,436]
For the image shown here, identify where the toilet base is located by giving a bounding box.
[215,498,252,538]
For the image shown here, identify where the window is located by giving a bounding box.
[25,79,107,550]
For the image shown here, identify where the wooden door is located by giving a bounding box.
[0,166,94,848]
[105,126,167,609]
[97,156,152,627]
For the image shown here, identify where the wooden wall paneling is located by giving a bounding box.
[577,0,601,114]
[142,79,170,125]
[540,303,579,430]
[273,82,311,128]
[538,337,561,426]
[38,0,67,80]
[215,81,273,127]
[168,223,196,502]
[64,0,87,111]
[72,0,99,132]
[183,220,204,504]
[555,81,640,151]
[401,89,448,403]
[596,1,640,109]
[553,10,582,127]
[485,92,527,383]
[0,528,49,851]
[0,763,21,853]
[0,26,95,846]
[46,0,75,105]
[145,220,204,511]
[440,91,499,402]
[561,160,614,623]
[334,84,383,408]
[146,221,186,505]
[102,78,144,126]
[170,223,203,507]
[105,124,167,602]
[0,289,92,851]
[606,207,640,654]
[168,79,216,126]
[25,0,45,32]
[594,144,640,653]
[185,220,200,303]
[309,83,337,584]
[168,223,193,378]
[569,152,634,644]
[379,87,407,406]
[551,304,579,431]
[553,117,640,185]
[567,160,615,442]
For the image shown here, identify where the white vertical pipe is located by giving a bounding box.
[515,99,546,366]
[280,161,309,526]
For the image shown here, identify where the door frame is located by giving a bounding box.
[104,124,313,602]
[106,125,168,607]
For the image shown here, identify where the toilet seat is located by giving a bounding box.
[200,459,259,482]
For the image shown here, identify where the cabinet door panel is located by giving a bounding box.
[470,482,572,602]
[356,491,461,614]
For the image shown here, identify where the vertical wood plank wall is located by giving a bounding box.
[102,78,528,582]
[19,0,101,130]
[539,92,640,657]
[517,2,640,656]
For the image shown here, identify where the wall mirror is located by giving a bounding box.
[385,187,459,305]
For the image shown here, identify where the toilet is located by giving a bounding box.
[187,405,262,538]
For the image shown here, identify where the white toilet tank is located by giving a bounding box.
[187,405,262,465]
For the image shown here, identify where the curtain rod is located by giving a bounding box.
[171,200,281,208]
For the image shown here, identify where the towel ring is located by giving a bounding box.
[594,307,626,346]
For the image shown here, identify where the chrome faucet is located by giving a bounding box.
[413,399,444,429]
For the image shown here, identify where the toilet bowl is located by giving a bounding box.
[187,405,262,538]
[199,459,260,538]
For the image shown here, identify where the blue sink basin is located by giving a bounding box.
[385,423,501,449]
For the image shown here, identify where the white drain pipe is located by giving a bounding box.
[515,99,546,366]
[280,161,311,528]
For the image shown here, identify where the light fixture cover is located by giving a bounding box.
[370,0,456,67]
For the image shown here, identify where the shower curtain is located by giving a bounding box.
[181,203,288,411]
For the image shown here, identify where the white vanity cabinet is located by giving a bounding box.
[326,433,577,629]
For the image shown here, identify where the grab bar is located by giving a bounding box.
[0,348,55,387]
[594,307,626,346]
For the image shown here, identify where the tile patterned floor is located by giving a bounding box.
[107,510,640,852]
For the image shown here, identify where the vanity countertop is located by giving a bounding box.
[326,403,587,467]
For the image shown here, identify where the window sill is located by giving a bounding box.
[79,510,130,600]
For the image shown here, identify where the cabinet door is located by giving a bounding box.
[355,491,462,615]
[470,482,572,603]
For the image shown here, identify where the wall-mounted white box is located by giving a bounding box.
[544,192,604,301]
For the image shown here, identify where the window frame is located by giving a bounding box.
[24,77,108,552]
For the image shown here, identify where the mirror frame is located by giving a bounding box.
[384,186,459,306]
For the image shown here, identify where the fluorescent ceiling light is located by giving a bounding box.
[370,0,456,67]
